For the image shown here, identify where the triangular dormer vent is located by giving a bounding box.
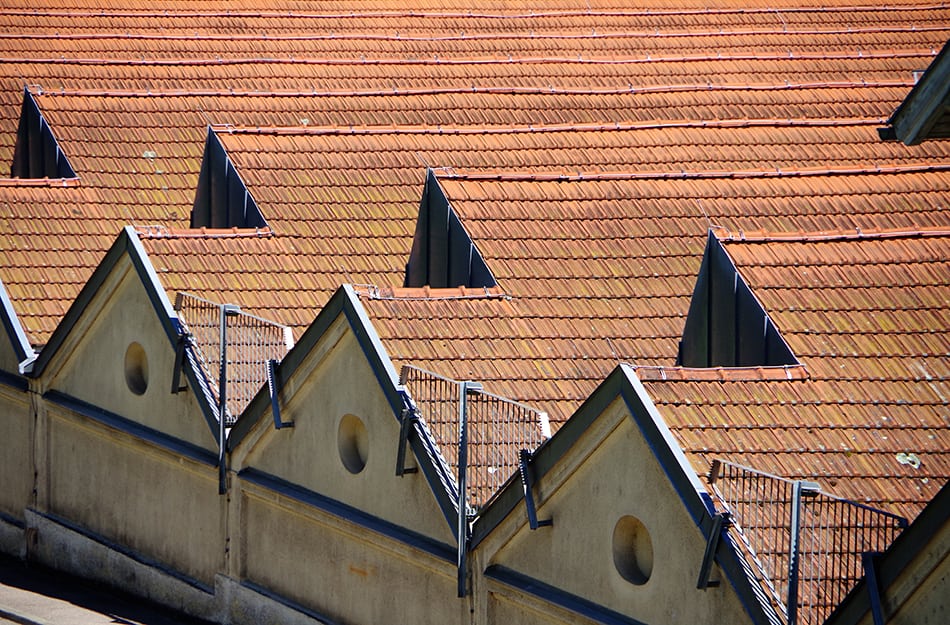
[191,127,267,229]
[678,231,798,368]
[404,170,496,289]
[11,88,76,179]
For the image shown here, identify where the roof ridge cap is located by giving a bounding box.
[718,226,950,243]
[135,225,273,239]
[629,364,809,382]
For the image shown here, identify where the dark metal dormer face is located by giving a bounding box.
[678,231,798,368]
[11,88,76,179]
[191,127,267,229]
[404,169,496,289]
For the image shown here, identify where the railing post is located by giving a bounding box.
[218,303,241,495]
[787,480,819,625]
[457,380,481,597]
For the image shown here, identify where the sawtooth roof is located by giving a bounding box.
[0,0,947,525]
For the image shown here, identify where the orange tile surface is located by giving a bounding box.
[0,1,947,521]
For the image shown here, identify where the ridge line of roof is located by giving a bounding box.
[3,49,937,67]
[3,5,946,20]
[29,80,915,99]
[435,162,950,183]
[3,24,947,44]
[629,364,809,382]
[0,177,79,187]
[135,226,274,239]
[354,284,510,301]
[214,117,885,137]
[719,225,950,243]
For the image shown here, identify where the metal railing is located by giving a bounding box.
[399,365,550,511]
[174,292,294,425]
[708,460,907,625]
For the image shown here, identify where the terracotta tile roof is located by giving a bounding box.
[0,1,947,523]
[642,230,949,519]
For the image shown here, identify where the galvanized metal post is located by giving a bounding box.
[457,380,482,597]
[218,304,240,495]
[787,480,819,625]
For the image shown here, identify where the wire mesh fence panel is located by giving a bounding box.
[709,460,907,625]
[466,390,549,509]
[400,365,549,512]
[175,292,292,424]
[400,365,462,470]
[797,493,906,625]
[710,460,793,619]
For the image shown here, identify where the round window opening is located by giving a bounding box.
[337,414,369,474]
[124,342,149,395]
[612,515,654,585]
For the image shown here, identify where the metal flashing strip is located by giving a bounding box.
[43,389,218,468]
[28,509,214,595]
[0,275,36,367]
[238,467,456,564]
[484,565,650,625]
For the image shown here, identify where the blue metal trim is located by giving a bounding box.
[239,467,456,563]
[0,510,25,530]
[519,449,552,530]
[484,565,651,625]
[0,275,35,365]
[0,367,28,391]
[861,553,885,625]
[29,509,214,594]
[43,389,218,468]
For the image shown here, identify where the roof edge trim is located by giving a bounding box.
[0,273,36,370]
[355,284,509,301]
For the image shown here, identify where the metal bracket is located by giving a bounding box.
[170,332,190,394]
[519,449,552,530]
[395,393,419,476]
[267,359,293,429]
[696,511,731,589]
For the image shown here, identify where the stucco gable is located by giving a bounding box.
[232,285,457,547]
[33,228,218,454]
[476,366,775,625]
